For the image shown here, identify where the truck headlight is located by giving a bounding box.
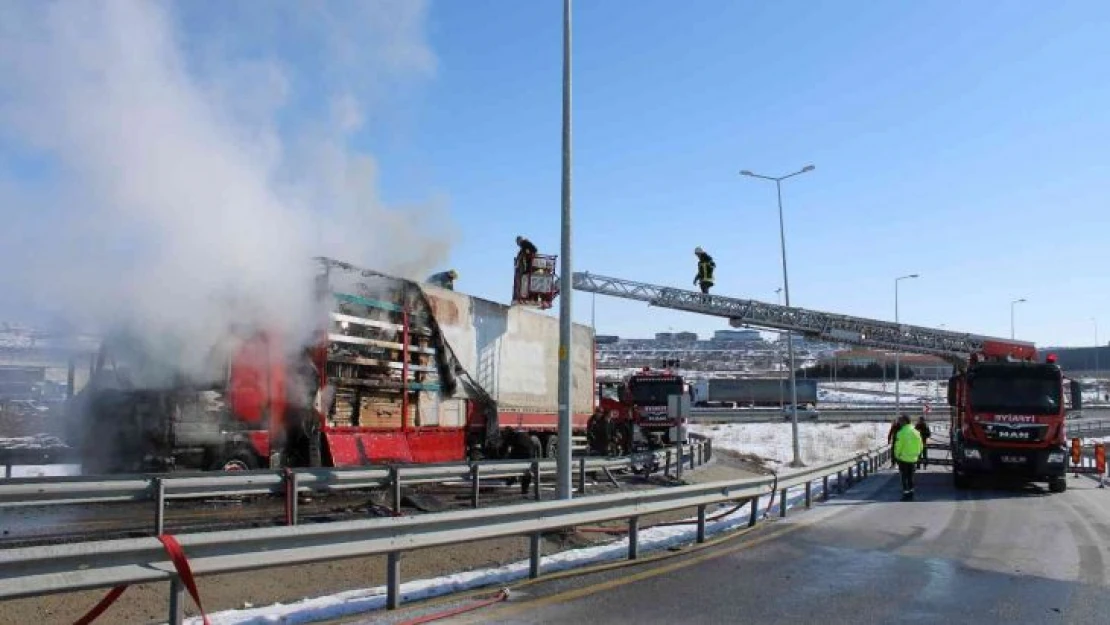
[1047,452,1065,464]
[963,449,982,460]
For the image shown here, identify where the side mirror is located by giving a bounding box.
[1070,379,1083,410]
[946,375,958,407]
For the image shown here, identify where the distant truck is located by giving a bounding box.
[690,377,818,408]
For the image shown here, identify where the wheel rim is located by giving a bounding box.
[222,459,249,471]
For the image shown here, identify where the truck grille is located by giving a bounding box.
[980,423,1047,443]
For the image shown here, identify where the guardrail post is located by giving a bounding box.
[748,496,759,527]
[822,475,830,501]
[696,505,707,543]
[836,470,844,494]
[665,450,672,477]
[529,533,542,578]
[697,442,704,466]
[689,446,696,471]
[805,481,812,509]
[153,477,166,536]
[390,467,402,515]
[283,468,299,526]
[577,456,586,495]
[386,551,401,610]
[470,464,480,508]
[168,577,184,625]
[780,487,788,517]
[706,438,712,462]
[3,464,10,479]
[628,516,640,560]
[532,460,541,501]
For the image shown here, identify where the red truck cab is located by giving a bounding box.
[948,349,1082,492]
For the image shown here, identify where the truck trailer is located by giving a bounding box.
[71,258,595,473]
[690,377,818,407]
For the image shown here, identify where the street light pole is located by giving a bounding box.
[1010,298,1026,340]
[894,274,919,416]
[1094,317,1100,397]
[740,164,815,468]
[555,0,573,499]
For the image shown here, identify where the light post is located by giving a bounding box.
[1010,298,1026,340]
[894,274,919,416]
[555,0,573,499]
[775,287,784,406]
[740,164,815,468]
[1094,317,1100,398]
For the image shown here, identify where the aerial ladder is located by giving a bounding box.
[570,272,1035,366]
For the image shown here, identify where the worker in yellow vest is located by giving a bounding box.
[893,414,924,501]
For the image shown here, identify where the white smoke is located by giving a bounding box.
[0,1,454,380]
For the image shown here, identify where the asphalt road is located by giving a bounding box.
[442,469,1110,625]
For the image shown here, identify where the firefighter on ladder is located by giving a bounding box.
[693,247,716,294]
[514,236,538,303]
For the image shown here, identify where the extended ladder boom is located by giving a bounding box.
[571,272,1034,364]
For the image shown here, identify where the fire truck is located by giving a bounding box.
[71,255,586,474]
[595,367,687,455]
[571,271,1082,493]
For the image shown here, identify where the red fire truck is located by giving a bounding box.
[594,367,687,455]
[947,341,1082,492]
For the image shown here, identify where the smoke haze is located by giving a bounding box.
[0,1,454,379]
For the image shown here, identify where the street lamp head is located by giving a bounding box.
[909,273,919,278]
[740,170,754,176]
[802,165,815,172]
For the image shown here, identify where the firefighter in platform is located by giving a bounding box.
[514,236,539,303]
[427,269,458,290]
[693,247,716,294]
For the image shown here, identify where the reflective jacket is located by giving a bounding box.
[695,252,716,284]
[894,424,923,464]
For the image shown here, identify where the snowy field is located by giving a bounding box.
[691,422,889,471]
[5,464,81,478]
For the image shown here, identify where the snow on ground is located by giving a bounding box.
[182,473,850,625]
[6,464,81,477]
[691,422,889,471]
[0,434,68,450]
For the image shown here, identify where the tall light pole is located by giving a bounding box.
[1010,298,1026,340]
[894,273,919,416]
[740,164,815,468]
[555,0,573,499]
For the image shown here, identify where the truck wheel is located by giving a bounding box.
[953,471,971,490]
[544,434,558,459]
[1048,477,1067,493]
[210,447,259,472]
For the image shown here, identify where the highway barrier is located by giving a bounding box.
[0,443,891,624]
[0,439,711,530]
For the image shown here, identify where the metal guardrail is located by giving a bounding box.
[0,440,711,533]
[0,443,889,624]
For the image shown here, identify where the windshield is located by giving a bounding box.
[969,372,1062,415]
[627,378,684,405]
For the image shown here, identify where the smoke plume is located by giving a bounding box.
[0,1,454,380]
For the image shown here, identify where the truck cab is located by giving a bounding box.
[594,368,686,454]
[948,355,1082,492]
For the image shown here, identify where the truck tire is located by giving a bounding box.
[210,447,259,472]
[953,470,972,490]
[544,434,558,459]
[1048,477,1067,493]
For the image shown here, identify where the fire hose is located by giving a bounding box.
[73,534,210,625]
[395,588,511,625]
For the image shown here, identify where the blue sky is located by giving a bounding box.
[2,2,1108,349]
[367,1,1110,347]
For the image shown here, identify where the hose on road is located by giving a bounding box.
[395,588,510,625]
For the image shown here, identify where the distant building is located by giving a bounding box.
[713,329,762,342]
[673,332,698,342]
[655,332,673,341]
[595,335,620,345]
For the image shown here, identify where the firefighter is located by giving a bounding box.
[893,414,923,501]
[914,415,932,469]
[427,269,458,290]
[501,429,537,495]
[516,236,537,272]
[693,247,716,294]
